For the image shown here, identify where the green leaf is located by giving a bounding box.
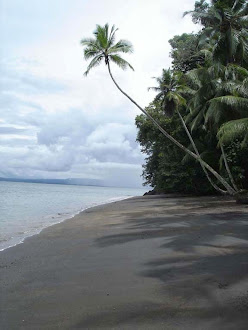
[81,23,134,74]
[109,54,134,70]
[217,118,248,146]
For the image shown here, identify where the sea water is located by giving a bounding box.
[0,181,146,251]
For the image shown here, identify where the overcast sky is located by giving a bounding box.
[0,0,199,188]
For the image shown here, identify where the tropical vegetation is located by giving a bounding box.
[81,0,248,199]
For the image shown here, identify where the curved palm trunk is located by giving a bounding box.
[107,62,236,195]
[176,110,227,194]
[220,143,239,192]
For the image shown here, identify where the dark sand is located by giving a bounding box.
[1,195,248,329]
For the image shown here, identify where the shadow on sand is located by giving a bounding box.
[76,196,248,329]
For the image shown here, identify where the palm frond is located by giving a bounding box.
[224,64,248,79]
[186,68,203,87]
[217,118,248,146]
[84,55,103,76]
[94,24,109,48]
[108,25,118,47]
[109,54,134,70]
[233,0,247,14]
[108,40,133,54]
[205,102,225,128]
[178,86,195,95]
[80,37,98,46]
[83,47,102,60]
[209,95,248,114]
[191,111,204,132]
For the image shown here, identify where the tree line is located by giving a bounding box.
[136,0,248,196]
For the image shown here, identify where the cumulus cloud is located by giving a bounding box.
[0,0,199,187]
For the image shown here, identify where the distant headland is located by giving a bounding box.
[0,177,103,187]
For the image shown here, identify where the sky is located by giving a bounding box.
[0,0,199,188]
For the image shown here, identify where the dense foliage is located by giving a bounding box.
[136,0,248,194]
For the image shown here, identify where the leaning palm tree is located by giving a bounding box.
[81,23,236,195]
[148,69,227,193]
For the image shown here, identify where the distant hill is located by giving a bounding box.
[0,177,104,187]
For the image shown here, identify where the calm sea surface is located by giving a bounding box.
[0,181,146,251]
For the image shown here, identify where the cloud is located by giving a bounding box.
[0,79,144,185]
[0,126,28,134]
[0,0,199,187]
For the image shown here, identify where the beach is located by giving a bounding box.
[1,195,248,329]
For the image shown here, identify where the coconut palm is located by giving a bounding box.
[186,63,248,190]
[148,69,227,193]
[81,23,236,195]
[148,69,187,117]
[184,0,248,65]
[217,117,248,192]
[187,64,248,133]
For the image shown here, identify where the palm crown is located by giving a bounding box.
[184,0,248,65]
[148,69,186,117]
[81,23,134,76]
[186,63,248,132]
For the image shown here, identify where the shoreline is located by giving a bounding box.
[1,195,248,329]
[0,195,135,252]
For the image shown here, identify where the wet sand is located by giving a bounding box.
[1,195,248,329]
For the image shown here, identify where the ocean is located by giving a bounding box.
[0,181,146,251]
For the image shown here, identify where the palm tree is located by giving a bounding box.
[217,118,248,192]
[186,63,248,191]
[184,0,248,65]
[81,23,236,195]
[148,69,187,117]
[148,69,227,193]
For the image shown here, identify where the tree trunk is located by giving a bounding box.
[107,62,236,196]
[176,110,227,194]
[220,143,239,192]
